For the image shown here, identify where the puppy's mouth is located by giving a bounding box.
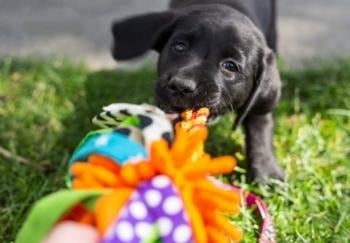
[157,102,224,123]
[155,85,230,122]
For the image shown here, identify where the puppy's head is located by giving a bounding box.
[112,4,280,126]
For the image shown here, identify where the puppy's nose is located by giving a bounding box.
[167,77,196,97]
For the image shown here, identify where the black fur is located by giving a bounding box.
[111,0,284,182]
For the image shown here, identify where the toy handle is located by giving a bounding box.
[211,179,276,243]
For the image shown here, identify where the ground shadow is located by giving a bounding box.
[58,67,157,154]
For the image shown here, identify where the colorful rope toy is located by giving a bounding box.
[16,103,276,243]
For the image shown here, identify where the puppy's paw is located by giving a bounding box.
[248,158,285,184]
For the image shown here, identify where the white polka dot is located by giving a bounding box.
[157,217,173,236]
[115,221,134,242]
[129,201,147,220]
[163,196,183,215]
[95,135,110,146]
[145,189,162,208]
[152,175,171,188]
[135,222,152,239]
[173,225,192,243]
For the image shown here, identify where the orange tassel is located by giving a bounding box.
[195,192,240,215]
[150,140,175,174]
[205,213,243,242]
[95,189,133,234]
[71,163,121,187]
[195,180,241,204]
[180,187,208,243]
[80,173,104,189]
[119,164,140,186]
[206,225,228,243]
[72,179,88,189]
[88,154,120,174]
[183,156,236,178]
[135,161,156,180]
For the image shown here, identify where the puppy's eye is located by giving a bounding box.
[172,41,188,53]
[221,60,240,73]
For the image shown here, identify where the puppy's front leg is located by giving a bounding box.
[243,112,285,182]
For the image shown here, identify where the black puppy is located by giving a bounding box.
[111,0,284,182]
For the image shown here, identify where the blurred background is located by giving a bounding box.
[1,1,350,242]
[0,0,349,69]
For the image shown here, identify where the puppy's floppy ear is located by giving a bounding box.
[233,48,281,128]
[111,11,176,60]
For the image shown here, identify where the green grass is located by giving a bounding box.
[0,57,349,242]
